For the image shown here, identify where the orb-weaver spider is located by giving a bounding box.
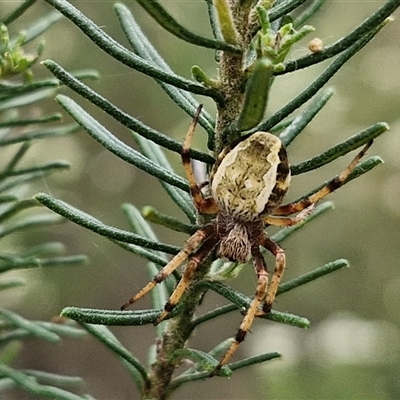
[122,105,372,375]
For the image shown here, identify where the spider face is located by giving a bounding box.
[121,105,372,376]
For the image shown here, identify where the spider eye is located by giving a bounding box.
[210,132,291,220]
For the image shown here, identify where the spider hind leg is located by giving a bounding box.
[181,105,219,215]
[274,140,373,216]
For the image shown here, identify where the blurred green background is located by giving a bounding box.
[3,1,400,399]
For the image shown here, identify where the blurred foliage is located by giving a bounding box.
[0,5,95,399]
[2,0,400,399]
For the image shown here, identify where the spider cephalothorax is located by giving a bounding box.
[215,213,264,263]
[121,105,372,375]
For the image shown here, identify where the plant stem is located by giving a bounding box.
[141,4,262,396]
[144,260,214,400]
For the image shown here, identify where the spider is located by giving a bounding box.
[121,105,372,376]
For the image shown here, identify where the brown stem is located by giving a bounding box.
[143,2,253,398]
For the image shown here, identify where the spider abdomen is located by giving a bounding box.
[211,132,291,220]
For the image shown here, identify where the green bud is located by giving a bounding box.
[235,57,273,132]
[191,65,220,88]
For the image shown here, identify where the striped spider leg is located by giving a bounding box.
[259,138,373,314]
[120,107,219,316]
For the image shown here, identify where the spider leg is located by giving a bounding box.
[211,245,269,376]
[274,140,373,216]
[156,234,219,324]
[259,234,286,314]
[264,204,315,227]
[181,105,219,215]
[120,224,215,311]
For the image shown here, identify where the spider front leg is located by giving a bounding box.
[212,245,269,376]
[257,142,372,312]
[259,234,286,313]
[120,224,215,311]
[274,140,373,217]
[156,234,219,324]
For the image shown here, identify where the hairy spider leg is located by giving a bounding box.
[259,235,286,313]
[181,105,219,215]
[254,142,372,315]
[211,245,269,376]
[156,234,219,324]
[263,204,315,227]
[120,225,215,310]
[273,140,373,217]
[251,141,373,317]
